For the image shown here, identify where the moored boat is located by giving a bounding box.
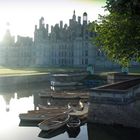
[69,103,88,120]
[51,92,80,99]
[50,73,87,91]
[28,109,49,114]
[38,104,66,110]
[38,113,70,131]
[38,104,72,113]
[67,116,81,128]
[39,92,89,99]
[19,112,60,122]
[51,81,78,87]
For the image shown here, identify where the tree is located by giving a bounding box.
[106,0,140,14]
[91,0,140,66]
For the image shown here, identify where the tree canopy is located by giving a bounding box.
[91,0,140,66]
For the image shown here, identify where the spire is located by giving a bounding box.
[6,22,10,30]
[72,10,76,21]
[74,10,75,15]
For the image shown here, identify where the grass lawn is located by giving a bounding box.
[96,66,140,77]
[0,67,84,76]
[0,66,139,76]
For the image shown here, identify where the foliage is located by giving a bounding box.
[106,0,140,14]
[90,0,140,66]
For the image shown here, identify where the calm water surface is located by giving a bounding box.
[0,82,140,140]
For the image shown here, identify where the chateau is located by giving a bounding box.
[0,11,115,69]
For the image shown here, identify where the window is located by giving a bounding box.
[82,59,84,65]
[85,59,88,64]
[85,50,88,56]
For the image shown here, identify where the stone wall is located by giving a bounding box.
[88,100,140,128]
[107,72,140,84]
[50,72,88,82]
[88,78,140,128]
[100,78,140,90]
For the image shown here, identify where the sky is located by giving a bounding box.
[0,0,106,41]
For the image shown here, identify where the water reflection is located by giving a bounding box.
[67,126,81,138]
[87,123,140,140]
[1,92,14,112]
[0,82,88,140]
[0,82,140,140]
[38,126,66,138]
[39,126,81,139]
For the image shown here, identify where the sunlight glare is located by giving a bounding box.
[0,0,106,41]
[0,95,6,111]
[0,94,34,131]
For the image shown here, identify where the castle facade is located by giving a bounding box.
[0,11,115,69]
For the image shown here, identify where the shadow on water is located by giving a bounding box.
[19,120,40,127]
[20,119,82,139]
[66,126,81,138]
[19,118,83,139]
[20,120,140,140]
[87,123,140,140]
[38,125,81,139]
[38,126,67,139]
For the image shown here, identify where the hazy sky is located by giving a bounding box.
[0,0,106,41]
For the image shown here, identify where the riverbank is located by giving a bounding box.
[0,67,84,86]
[0,73,51,86]
[0,66,140,87]
[0,67,84,76]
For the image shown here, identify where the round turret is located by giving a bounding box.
[83,12,87,16]
[83,12,87,24]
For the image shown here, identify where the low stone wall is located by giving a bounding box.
[88,78,140,128]
[88,100,140,128]
[50,72,89,82]
[100,78,140,90]
[107,72,140,84]
[0,74,51,86]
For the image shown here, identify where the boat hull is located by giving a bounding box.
[38,113,70,131]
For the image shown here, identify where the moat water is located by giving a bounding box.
[0,82,140,140]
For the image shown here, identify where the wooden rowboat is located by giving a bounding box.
[38,113,70,131]
[38,104,72,113]
[38,104,67,110]
[19,112,60,122]
[69,104,88,119]
[67,116,81,128]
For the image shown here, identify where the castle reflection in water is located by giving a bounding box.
[0,82,85,112]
